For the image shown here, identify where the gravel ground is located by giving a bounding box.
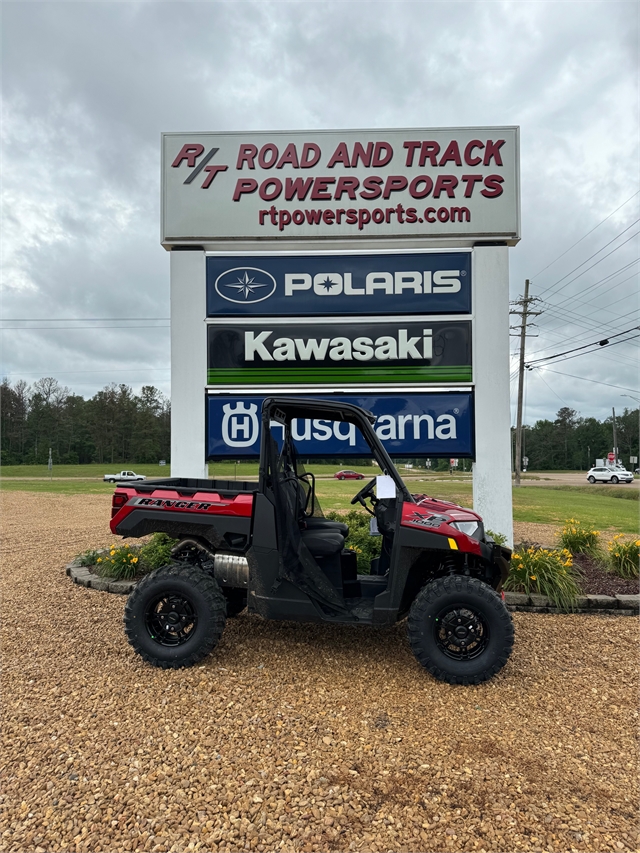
[1,492,639,853]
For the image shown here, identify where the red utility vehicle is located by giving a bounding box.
[111,398,514,684]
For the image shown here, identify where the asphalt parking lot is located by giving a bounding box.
[1,492,638,852]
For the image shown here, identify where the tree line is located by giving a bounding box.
[1,380,638,471]
[1,378,171,465]
[518,406,639,471]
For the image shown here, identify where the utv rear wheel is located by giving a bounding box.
[408,576,514,685]
[124,564,226,669]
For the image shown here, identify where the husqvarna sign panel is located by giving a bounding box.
[206,392,473,458]
[206,251,471,316]
[162,128,520,244]
[207,320,472,386]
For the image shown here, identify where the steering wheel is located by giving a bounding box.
[350,477,378,513]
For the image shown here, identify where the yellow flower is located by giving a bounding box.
[132,557,138,563]
[97,557,102,563]
[125,543,130,548]
[530,575,537,581]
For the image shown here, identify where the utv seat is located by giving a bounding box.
[300,529,345,558]
[302,517,349,538]
[300,529,345,591]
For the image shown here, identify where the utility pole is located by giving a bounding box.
[511,280,542,487]
[612,407,618,464]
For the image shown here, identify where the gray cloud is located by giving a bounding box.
[1,0,637,422]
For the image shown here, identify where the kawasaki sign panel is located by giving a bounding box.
[206,251,471,317]
[162,127,520,245]
[206,393,474,458]
[207,320,472,386]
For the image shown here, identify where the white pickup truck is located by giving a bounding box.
[103,470,146,483]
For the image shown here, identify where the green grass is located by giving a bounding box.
[0,479,111,494]
[1,464,638,535]
[0,463,174,479]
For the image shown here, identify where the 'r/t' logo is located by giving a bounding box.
[171,144,228,188]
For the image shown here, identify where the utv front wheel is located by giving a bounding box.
[408,576,514,685]
[124,564,226,669]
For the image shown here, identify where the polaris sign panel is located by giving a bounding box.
[207,320,472,386]
[162,127,520,245]
[206,393,474,458]
[206,251,471,317]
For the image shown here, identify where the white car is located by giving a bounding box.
[586,466,634,484]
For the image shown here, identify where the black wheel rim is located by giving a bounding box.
[434,605,489,660]
[144,592,198,646]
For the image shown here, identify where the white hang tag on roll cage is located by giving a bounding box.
[376,475,396,499]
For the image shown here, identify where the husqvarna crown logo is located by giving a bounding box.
[215,267,277,304]
[221,402,260,447]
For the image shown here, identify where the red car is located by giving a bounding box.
[334,469,365,480]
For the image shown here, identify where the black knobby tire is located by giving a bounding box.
[588,476,596,484]
[224,588,248,618]
[124,564,227,669]
[407,576,514,685]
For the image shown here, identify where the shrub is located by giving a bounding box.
[486,528,508,546]
[504,546,582,611]
[76,548,102,567]
[139,533,178,570]
[607,535,640,580]
[97,543,142,580]
[325,509,381,574]
[557,518,601,555]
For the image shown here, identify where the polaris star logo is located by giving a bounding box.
[215,267,277,304]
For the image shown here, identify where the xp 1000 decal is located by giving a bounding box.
[206,393,474,458]
[207,320,471,386]
[206,252,471,317]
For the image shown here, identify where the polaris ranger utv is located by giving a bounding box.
[112,397,514,684]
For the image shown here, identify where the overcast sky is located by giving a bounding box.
[1,0,638,427]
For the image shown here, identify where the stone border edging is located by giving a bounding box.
[504,590,638,615]
[66,557,136,595]
[66,557,639,614]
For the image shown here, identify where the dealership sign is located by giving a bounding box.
[162,128,520,244]
[207,320,472,386]
[206,251,471,316]
[206,393,474,458]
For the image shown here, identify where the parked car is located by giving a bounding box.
[334,469,365,480]
[586,466,634,484]
[103,470,146,483]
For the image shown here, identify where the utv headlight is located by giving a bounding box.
[450,521,481,538]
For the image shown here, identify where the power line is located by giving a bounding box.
[525,326,640,367]
[545,258,639,311]
[535,231,640,300]
[530,190,640,280]
[531,309,640,363]
[531,366,639,394]
[528,335,640,369]
[535,220,640,298]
